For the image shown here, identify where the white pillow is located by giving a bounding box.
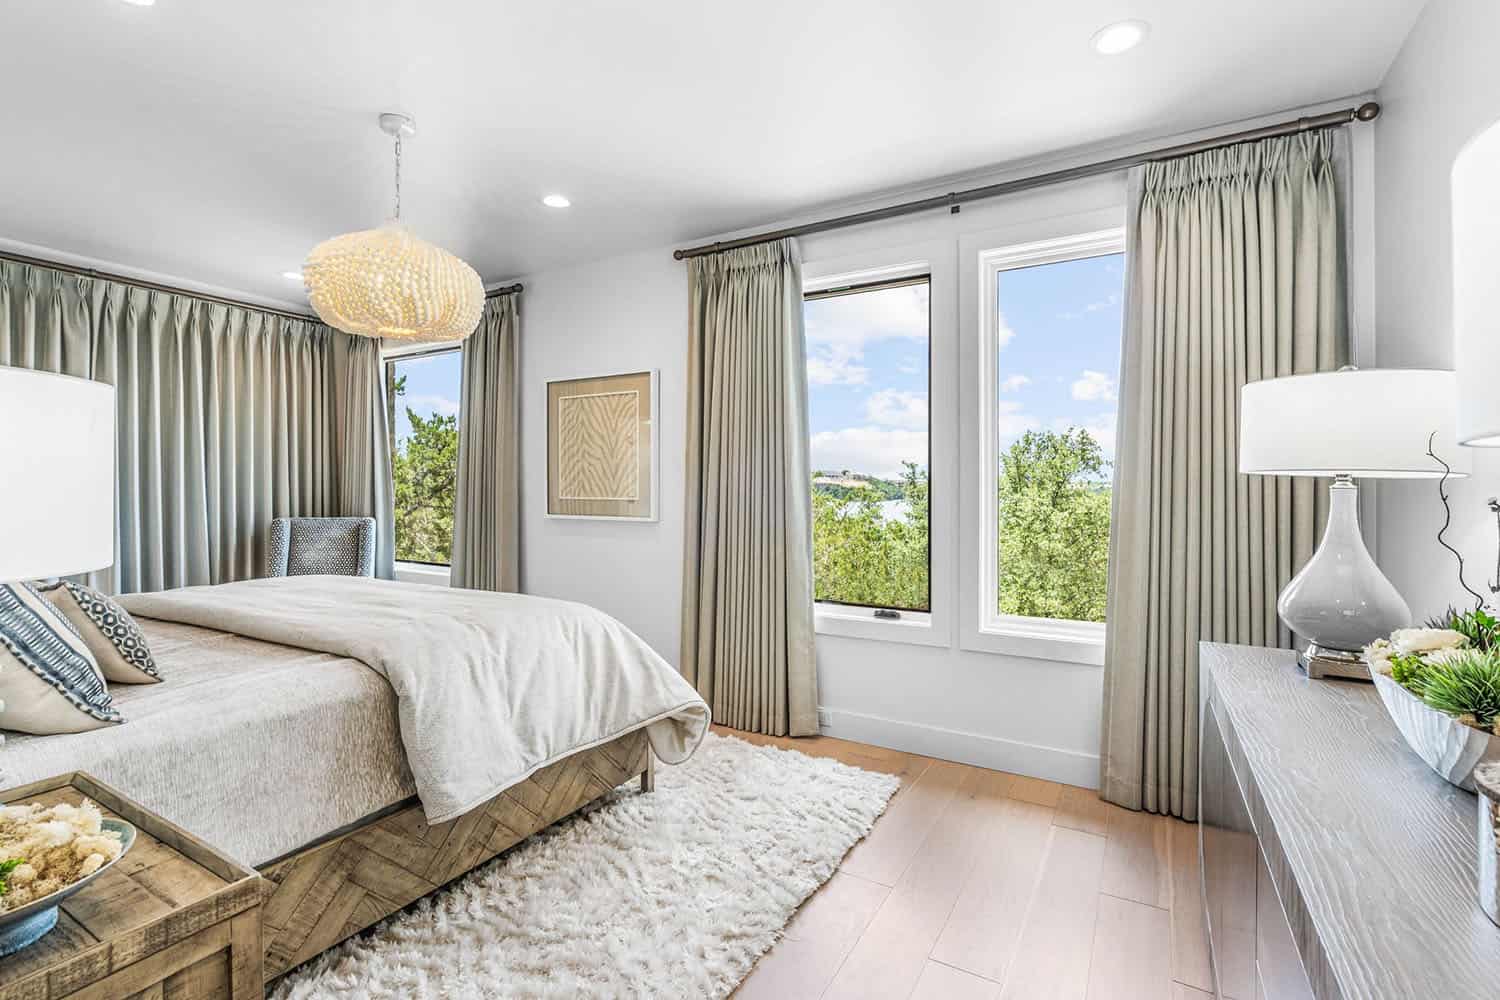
[0,584,121,735]
[42,582,161,684]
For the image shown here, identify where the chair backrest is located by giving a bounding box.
[266,517,377,578]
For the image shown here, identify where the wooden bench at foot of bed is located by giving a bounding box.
[258,729,654,981]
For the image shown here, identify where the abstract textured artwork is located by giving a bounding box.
[548,371,657,519]
[559,391,639,500]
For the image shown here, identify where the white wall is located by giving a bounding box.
[517,182,1121,786]
[515,100,1379,787]
[1373,0,1500,617]
[518,250,689,660]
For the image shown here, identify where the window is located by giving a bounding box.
[385,348,462,566]
[981,231,1124,632]
[805,273,931,614]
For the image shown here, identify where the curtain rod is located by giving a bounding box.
[0,249,523,321]
[673,101,1380,261]
[0,248,319,324]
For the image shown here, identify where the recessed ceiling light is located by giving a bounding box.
[542,194,571,209]
[120,0,156,6]
[282,271,303,282]
[1091,19,1149,55]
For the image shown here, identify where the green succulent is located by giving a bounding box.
[1390,654,1440,698]
[1420,650,1500,731]
[0,858,24,896]
[1425,607,1500,652]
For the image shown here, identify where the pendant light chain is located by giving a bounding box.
[393,133,403,222]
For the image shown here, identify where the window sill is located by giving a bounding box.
[813,605,949,648]
[963,617,1106,666]
[393,562,451,587]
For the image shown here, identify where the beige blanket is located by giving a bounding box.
[121,577,710,823]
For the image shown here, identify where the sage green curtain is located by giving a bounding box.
[1100,131,1347,820]
[452,293,520,592]
[682,239,818,736]
[332,334,396,580]
[0,258,393,592]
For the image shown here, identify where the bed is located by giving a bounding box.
[0,576,710,984]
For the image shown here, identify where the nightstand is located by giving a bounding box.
[0,772,263,1000]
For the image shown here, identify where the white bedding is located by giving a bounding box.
[0,618,414,866]
[120,576,711,823]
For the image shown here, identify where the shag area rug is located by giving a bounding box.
[271,732,900,999]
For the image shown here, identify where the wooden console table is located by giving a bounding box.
[1200,643,1500,998]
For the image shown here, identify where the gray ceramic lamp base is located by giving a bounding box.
[1280,477,1409,679]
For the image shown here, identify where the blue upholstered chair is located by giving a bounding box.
[266,517,377,578]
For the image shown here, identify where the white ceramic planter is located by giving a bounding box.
[1371,671,1500,791]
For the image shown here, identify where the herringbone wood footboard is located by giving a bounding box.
[258,729,653,980]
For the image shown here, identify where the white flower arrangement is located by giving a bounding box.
[1366,609,1500,733]
[0,800,124,912]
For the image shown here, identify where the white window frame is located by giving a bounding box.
[802,241,954,649]
[958,220,1125,665]
[383,339,465,584]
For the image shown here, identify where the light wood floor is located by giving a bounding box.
[717,725,1214,1000]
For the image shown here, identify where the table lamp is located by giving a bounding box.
[0,367,116,584]
[1239,368,1468,680]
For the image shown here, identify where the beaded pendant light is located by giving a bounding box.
[304,113,484,343]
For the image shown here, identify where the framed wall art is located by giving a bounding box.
[546,369,658,520]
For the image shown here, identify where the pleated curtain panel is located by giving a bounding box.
[1100,131,1347,820]
[681,238,819,737]
[0,258,396,593]
[451,293,520,592]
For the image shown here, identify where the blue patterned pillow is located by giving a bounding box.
[43,582,160,684]
[0,584,121,734]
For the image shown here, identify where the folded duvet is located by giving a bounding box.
[120,576,710,823]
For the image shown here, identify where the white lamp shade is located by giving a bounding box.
[1239,369,1470,478]
[1454,121,1500,445]
[0,367,115,582]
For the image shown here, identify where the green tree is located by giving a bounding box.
[390,379,458,565]
[996,428,1111,622]
[812,462,929,611]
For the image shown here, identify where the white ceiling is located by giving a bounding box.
[2,0,1424,306]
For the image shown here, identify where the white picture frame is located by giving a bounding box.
[545,369,660,522]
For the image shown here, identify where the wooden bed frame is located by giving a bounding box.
[257,729,654,982]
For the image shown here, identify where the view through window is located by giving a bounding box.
[994,252,1123,623]
[386,349,462,566]
[805,275,930,613]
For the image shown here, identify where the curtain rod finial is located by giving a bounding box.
[673,249,686,261]
[1355,102,1381,122]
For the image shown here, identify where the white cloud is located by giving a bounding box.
[1051,413,1118,459]
[996,307,1017,351]
[1059,293,1121,321]
[405,394,460,417]
[807,346,868,386]
[805,283,928,388]
[996,400,1040,440]
[810,427,927,479]
[865,389,928,429]
[999,374,1030,392]
[804,283,928,350]
[1071,370,1117,402]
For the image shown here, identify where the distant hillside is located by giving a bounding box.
[812,471,906,501]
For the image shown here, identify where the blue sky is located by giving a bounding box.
[391,350,463,443]
[805,253,1124,479]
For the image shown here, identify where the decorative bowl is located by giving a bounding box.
[1371,671,1500,791]
[0,818,135,957]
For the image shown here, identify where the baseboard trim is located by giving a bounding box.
[818,707,1100,789]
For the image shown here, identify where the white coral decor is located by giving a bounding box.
[0,800,123,912]
[1390,628,1469,656]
